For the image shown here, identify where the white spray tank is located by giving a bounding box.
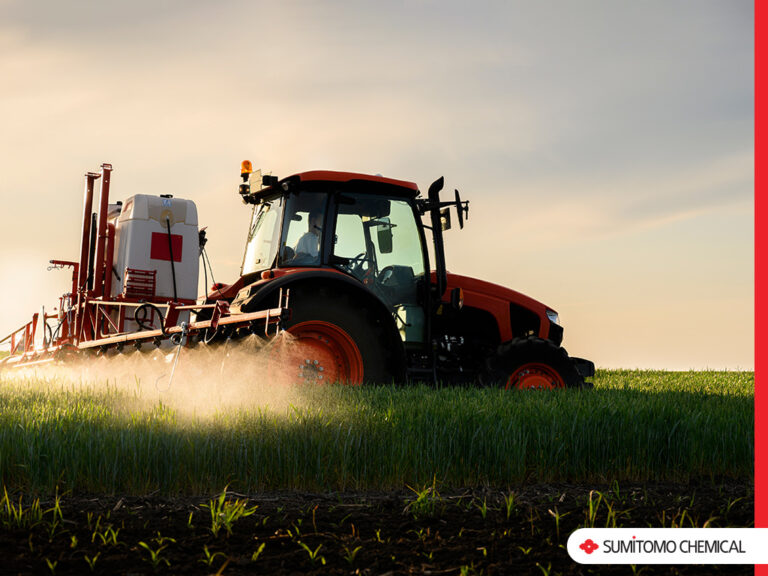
[109,194,200,330]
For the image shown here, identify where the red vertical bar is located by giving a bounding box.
[27,316,36,353]
[94,303,101,340]
[93,164,113,298]
[75,173,98,344]
[757,1,765,574]
[77,173,97,294]
[69,264,78,304]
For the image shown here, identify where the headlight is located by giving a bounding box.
[546,309,560,326]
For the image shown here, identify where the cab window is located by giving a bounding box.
[241,196,284,275]
[331,194,425,307]
[278,192,328,267]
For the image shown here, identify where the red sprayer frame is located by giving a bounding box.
[0,163,287,368]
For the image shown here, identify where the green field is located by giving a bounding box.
[0,369,753,494]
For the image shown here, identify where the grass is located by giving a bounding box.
[0,369,753,494]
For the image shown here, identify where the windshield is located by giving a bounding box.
[241,196,284,276]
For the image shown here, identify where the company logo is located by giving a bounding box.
[580,539,599,554]
[567,528,766,565]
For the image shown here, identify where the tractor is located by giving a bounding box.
[0,162,593,389]
[202,163,594,389]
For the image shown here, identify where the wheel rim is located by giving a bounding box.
[506,362,565,390]
[285,321,364,385]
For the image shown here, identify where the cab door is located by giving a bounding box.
[330,192,429,345]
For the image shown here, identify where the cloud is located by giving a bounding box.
[614,152,753,227]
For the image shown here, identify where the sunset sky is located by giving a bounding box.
[0,1,754,370]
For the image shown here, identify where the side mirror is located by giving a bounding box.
[455,189,464,229]
[377,217,393,253]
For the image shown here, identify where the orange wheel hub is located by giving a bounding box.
[506,362,565,390]
[285,321,364,385]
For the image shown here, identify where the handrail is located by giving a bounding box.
[0,320,34,346]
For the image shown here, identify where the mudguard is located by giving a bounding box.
[236,269,408,380]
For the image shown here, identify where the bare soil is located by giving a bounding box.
[0,482,753,575]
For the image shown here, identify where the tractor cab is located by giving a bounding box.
[233,162,592,387]
[238,169,433,345]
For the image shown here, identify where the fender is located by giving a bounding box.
[236,268,407,375]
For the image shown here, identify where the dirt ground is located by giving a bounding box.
[0,482,753,575]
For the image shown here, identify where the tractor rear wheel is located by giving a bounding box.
[280,290,398,385]
[485,336,587,389]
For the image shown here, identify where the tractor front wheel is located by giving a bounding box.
[485,337,588,389]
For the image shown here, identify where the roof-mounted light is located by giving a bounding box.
[239,160,253,198]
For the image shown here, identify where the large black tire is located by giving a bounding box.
[484,336,590,389]
[282,286,403,385]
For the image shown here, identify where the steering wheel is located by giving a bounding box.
[344,252,366,272]
[344,252,376,283]
[280,245,295,263]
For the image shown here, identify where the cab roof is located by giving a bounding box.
[247,170,420,203]
[294,171,418,192]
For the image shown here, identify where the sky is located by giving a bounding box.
[0,0,754,370]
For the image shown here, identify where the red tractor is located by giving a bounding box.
[204,163,594,389]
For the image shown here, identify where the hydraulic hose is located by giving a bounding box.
[134,303,168,336]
